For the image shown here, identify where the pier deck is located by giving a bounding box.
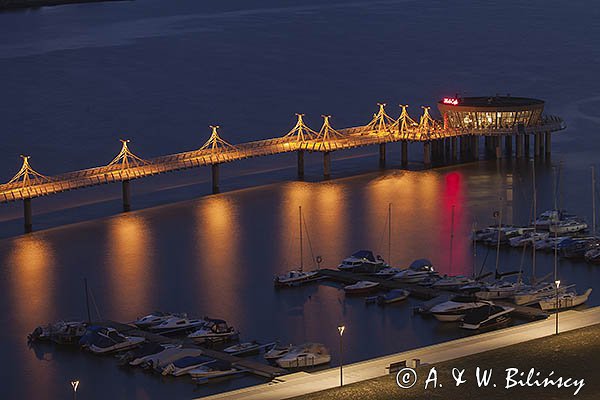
[101,320,286,378]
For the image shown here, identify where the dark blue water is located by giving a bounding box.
[1,1,599,399]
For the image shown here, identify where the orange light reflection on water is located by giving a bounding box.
[107,214,152,320]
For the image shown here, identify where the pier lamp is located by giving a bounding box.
[70,380,79,400]
[338,325,346,387]
[555,280,561,335]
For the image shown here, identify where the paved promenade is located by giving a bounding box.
[201,307,600,400]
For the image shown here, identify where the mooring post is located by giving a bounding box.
[545,131,552,156]
[401,141,408,168]
[423,141,431,168]
[505,135,513,157]
[211,163,220,194]
[379,143,386,169]
[23,198,32,233]
[524,134,530,158]
[297,150,305,180]
[323,151,331,180]
[534,133,541,158]
[122,180,131,212]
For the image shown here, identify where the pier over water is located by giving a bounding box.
[0,102,565,232]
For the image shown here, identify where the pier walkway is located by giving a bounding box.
[0,103,565,232]
[200,306,600,400]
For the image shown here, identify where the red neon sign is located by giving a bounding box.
[443,98,459,105]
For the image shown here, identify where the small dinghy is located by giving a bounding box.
[376,289,410,305]
[344,280,380,295]
[538,288,592,311]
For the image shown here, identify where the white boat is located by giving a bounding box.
[431,275,474,290]
[188,362,239,380]
[150,316,206,333]
[276,343,331,368]
[264,343,292,360]
[430,296,490,322]
[534,210,575,230]
[338,250,386,273]
[188,319,239,342]
[374,267,403,278]
[392,259,436,283]
[28,320,88,344]
[161,355,215,376]
[474,281,520,300]
[585,247,600,263]
[344,280,380,295]
[223,341,261,356]
[133,312,175,328]
[274,270,319,287]
[549,219,588,234]
[538,288,592,311]
[513,281,568,305]
[460,304,514,330]
[274,206,320,287]
[86,328,145,354]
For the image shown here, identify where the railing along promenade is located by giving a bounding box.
[0,104,565,232]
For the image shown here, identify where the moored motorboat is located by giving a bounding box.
[374,267,403,278]
[188,319,239,342]
[276,343,331,369]
[133,312,176,328]
[188,361,239,380]
[585,247,600,263]
[337,250,386,273]
[560,237,600,259]
[161,355,215,376]
[509,231,549,247]
[343,280,380,295]
[376,289,410,305]
[538,288,592,311]
[223,341,261,356]
[513,281,568,305]
[431,275,474,290]
[474,281,520,300]
[392,259,436,283]
[549,219,588,235]
[264,343,292,360]
[28,320,88,344]
[459,304,514,330]
[131,347,203,369]
[81,327,145,354]
[430,296,490,322]
[274,270,319,287]
[150,316,206,334]
[534,209,576,230]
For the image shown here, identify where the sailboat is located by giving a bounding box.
[538,288,593,311]
[274,206,319,287]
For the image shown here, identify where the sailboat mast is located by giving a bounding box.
[299,205,303,272]
[532,159,537,280]
[388,203,392,264]
[472,219,477,279]
[495,204,502,280]
[593,165,597,236]
[553,167,558,282]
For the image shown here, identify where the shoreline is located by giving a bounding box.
[0,0,129,11]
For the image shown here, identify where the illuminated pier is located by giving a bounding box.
[0,99,565,232]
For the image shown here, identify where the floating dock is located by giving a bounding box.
[316,269,548,320]
[101,320,287,378]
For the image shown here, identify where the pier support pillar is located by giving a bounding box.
[524,134,530,158]
[495,136,502,159]
[401,141,408,168]
[23,198,32,233]
[122,180,131,212]
[505,135,513,157]
[534,133,541,158]
[516,135,523,158]
[460,136,468,160]
[545,132,552,156]
[379,143,386,169]
[323,151,331,180]
[423,142,432,168]
[212,164,220,194]
[297,150,305,180]
[451,137,458,162]
[471,136,479,160]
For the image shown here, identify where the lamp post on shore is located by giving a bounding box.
[70,380,79,400]
[338,325,345,387]
[555,280,561,335]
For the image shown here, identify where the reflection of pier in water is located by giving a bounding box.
[0,103,565,232]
